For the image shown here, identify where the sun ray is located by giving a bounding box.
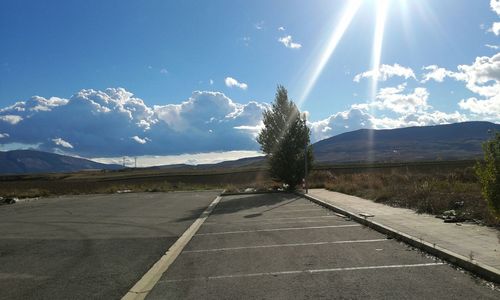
[368,0,389,162]
[297,0,362,108]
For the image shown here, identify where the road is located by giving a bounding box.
[147,193,499,299]
[0,191,220,300]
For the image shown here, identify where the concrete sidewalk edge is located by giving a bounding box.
[298,192,500,284]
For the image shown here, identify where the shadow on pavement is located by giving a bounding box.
[175,193,301,222]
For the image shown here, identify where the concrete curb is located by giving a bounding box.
[122,193,224,300]
[299,192,500,284]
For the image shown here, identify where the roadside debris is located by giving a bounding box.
[116,189,132,194]
[436,209,468,223]
[2,197,19,204]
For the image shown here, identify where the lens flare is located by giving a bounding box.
[297,0,362,108]
[370,0,389,101]
[368,0,389,162]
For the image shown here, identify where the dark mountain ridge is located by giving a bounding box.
[313,121,500,163]
[0,150,122,175]
[0,121,498,174]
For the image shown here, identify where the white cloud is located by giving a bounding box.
[485,44,500,50]
[131,136,150,144]
[92,150,263,167]
[0,88,268,156]
[459,95,500,117]
[0,133,9,138]
[373,84,430,114]
[160,68,168,74]
[457,53,500,97]
[420,53,500,121]
[224,77,248,90]
[353,64,416,82]
[421,65,462,83]
[278,26,285,31]
[52,138,73,149]
[0,115,23,125]
[310,105,467,142]
[490,22,500,35]
[489,1,500,34]
[278,35,302,49]
[209,79,214,85]
[491,0,500,15]
[254,21,264,30]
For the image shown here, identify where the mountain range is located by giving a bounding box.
[0,150,122,174]
[0,121,498,174]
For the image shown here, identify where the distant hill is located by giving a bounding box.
[312,121,500,163]
[0,150,122,174]
[150,156,267,171]
[2,122,498,175]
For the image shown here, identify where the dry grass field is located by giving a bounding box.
[1,160,498,227]
[308,160,499,227]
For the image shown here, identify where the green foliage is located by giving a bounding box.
[475,132,500,218]
[257,85,313,189]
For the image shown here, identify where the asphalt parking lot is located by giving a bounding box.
[148,193,500,299]
[0,191,220,300]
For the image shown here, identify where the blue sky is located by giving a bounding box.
[1,0,499,164]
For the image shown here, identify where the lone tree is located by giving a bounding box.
[475,131,500,218]
[257,85,313,190]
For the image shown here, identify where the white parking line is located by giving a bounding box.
[204,215,338,225]
[122,195,222,300]
[195,224,361,236]
[222,208,326,215]
[203,218,344,226]
[161,263,446,283]
[183,238,389,253]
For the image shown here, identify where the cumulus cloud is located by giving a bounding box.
[0,115,23,125]
[0,88,268,156]
[310,105,467,142]
[278,26,285,31]
[458,95,500,117]
[420,53,500,121]
[92,151,264,167]
[353,64,416,82]
[421,65,466,83]
[278,35,302,49]
[491,22,500,35]
[309,81,468,142]
[373,84,430,114]
[225,77,248,90]
[489,1,500,34]
[0,133,9,138]
[492,0,500,15]
[52,138,73,149]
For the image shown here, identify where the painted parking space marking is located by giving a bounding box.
[220,208,327,215]
[161,263,446,283]
[202,218,346,226]
[195,224,361,236]
[182,238,389,253]
[203,215,339,225]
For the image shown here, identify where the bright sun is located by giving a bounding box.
[298,0,401,107]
